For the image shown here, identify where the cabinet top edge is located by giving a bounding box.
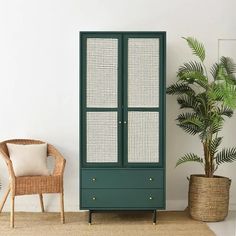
[80,31,166,35]
[81,168,165,170]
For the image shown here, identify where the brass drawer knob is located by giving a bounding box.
[149,177,153,181]
[92,197,96,201]
[92,178,96,182]
[149,196,153,200]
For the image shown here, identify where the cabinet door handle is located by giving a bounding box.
[124,121,127,124]
[92,197,96,201]
[149,177,153,181]
[118,121,122,124]
[92,178,96,182]
[149,196,153,200]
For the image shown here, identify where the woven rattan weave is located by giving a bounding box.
[189,174,230,222]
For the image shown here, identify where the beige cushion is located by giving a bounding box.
[7,143,50,177]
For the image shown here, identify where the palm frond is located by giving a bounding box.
[177,95,198,110]
[211,116,224,134]
[211,58,236,84]
[177,123,202,135]
[166,82,195,95]
[220,56,236,75]
[213,83,236,108]
[178,71,208,89]
[183,37,205,62]
[210,63,220,80]
[210,137,222,158]
[225,85,236,108]
[215,147,236,164]
[208,83,225,102]
[177,112,204,135]
[178,61,204,77]
[216,106,234,118]
[177,112,203,125]
[195,93,208,114]
[176,153,203,167]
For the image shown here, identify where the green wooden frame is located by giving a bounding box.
[80,32,123,168]
[80,32,166,169]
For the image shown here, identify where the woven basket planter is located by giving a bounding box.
[189,174,231,222]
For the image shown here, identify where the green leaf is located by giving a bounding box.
[216,106,234,118]
[211,57,236,84]
[208,83,225,102]
[179,70,208,89]
[211,83,236,108]
[177,123,201,135]
[220,56,236,75]
[183,37,205,62]
[177,112,204,135]
[177,95,198,110]
[210,137,222,158]
[166,82,195,95]
[210,63,220,80]
[176,153,203,167]
[178,61,204,77]
[211,116,224,134]
[215,147,236,165]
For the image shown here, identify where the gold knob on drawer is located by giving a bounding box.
[92,178,96,182]
[149,196,153,200]
[92,197,96,201]
[149,177,153,181]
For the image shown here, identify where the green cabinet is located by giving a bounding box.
[80,32,166,223]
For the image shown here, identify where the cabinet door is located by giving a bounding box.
[123,33,166,167]
[80,33,122,167]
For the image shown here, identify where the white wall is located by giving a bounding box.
[0,0,236,212]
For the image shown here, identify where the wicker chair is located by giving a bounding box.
[0,139,66,228]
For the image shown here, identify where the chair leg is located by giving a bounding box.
[0,185,10,213]
[39,194,44,212]
[10,196,15,228]
[60,192,65,224]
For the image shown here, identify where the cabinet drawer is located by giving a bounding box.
[81,169,164,189]
[81,189,164,209]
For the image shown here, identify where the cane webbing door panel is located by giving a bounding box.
[123,33,165,167]
[128,38,160,107]
[86,112,118,163]
[80,32,166,212]
[86,38,118,108]
[81,33,122,167]
[127,112,159,163]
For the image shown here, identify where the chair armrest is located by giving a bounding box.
[0,145,16,180]
[47,144,66,176]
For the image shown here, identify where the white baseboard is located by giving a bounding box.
[165,200,188,211]
[230,203,236,211]
[1,201,236,212]
[1,204,80,212]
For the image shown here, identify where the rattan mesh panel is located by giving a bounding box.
[87,38,118,108]
[87,112,117,163]
[128,38,159,107]
[128,112,159,163]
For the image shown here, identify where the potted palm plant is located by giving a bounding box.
[167,37,236,221]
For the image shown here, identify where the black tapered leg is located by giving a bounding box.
[153,210,157,225]
[88,210,92,225]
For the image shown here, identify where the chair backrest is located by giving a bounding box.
[0,139,45,158]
